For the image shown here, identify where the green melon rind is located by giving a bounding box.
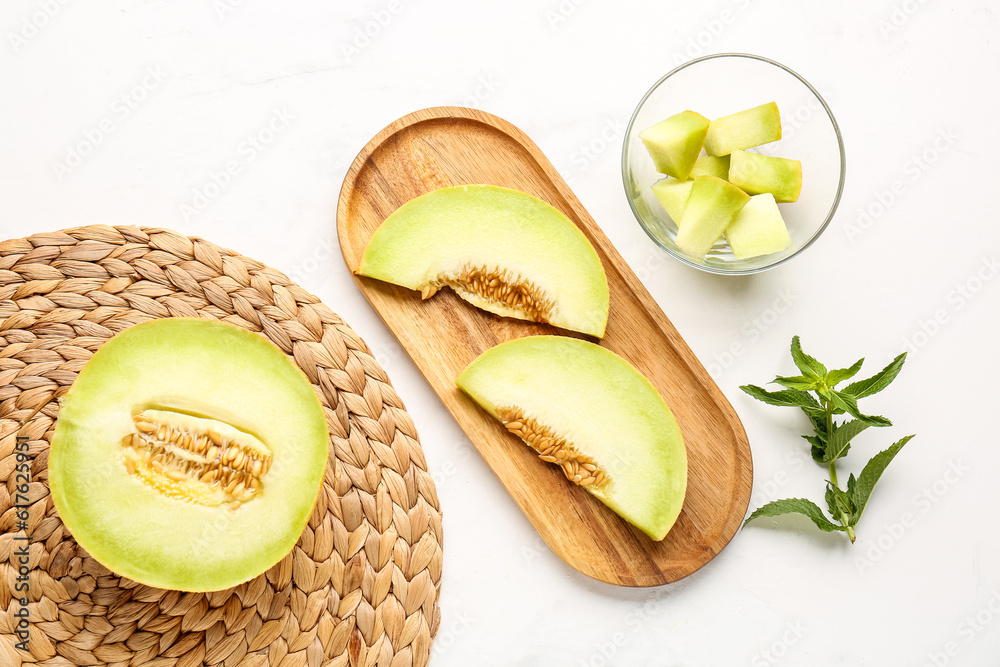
[456,336,687,541]
[357,184,610,338]
[49,318,330,592]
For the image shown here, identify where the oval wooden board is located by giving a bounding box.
[337,106,752,587]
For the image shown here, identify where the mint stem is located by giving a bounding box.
[823,395,855,542]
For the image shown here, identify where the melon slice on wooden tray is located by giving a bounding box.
[338,106,752,586]
[357,184,610,338]
[457,336,687,542]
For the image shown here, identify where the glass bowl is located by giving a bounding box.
[622,53,845,275]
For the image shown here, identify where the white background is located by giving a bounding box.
[3,1,999,665]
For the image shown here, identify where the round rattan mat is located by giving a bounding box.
[0,225,443,667]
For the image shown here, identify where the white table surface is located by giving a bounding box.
[3,1,999,665]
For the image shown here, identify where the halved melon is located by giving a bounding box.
[456,336,687,541]
[357,185,610,338]
[49,318,330,592]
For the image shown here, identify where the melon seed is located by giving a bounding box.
[123,410,273,508]
[431,265,555,323]
[497,407,607,487]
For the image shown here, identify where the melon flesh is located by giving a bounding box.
[675,175,751,257]
[704,102,781,156]
[357,185,609,338]
[456,336,687,541]
[724,193,792,259]
[650,157,731,225]
[651,178,694,225]
[728,149,803,203]
[690,154,731,180]
[639,110,710,180]
[49,318,330,592]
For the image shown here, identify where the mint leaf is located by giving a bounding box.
[849,435,914,527]
[830,391,892,427]
[825,483,854,524]
[790,336,828,379]
[744,498,844,533]
[803,434,826,463]
[741,384,821,411]
[823,419,871,462]
[773,374,821,391]
[843,353,906,399]
[827,358,864,387]
[806,411,829,440]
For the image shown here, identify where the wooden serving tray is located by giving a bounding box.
[336,107,752,587]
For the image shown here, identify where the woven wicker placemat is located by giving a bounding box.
[0,225,443,667]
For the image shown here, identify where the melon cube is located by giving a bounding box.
[639,110,710,180]
[650,178,694,225]
[689,154,730,180]
[675,176,751,257]
[724,193,792,259]
[649,156,731,225]
[728,149,802,203]
[704,102,781,157]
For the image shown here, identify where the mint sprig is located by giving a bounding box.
[740,336,914,543]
